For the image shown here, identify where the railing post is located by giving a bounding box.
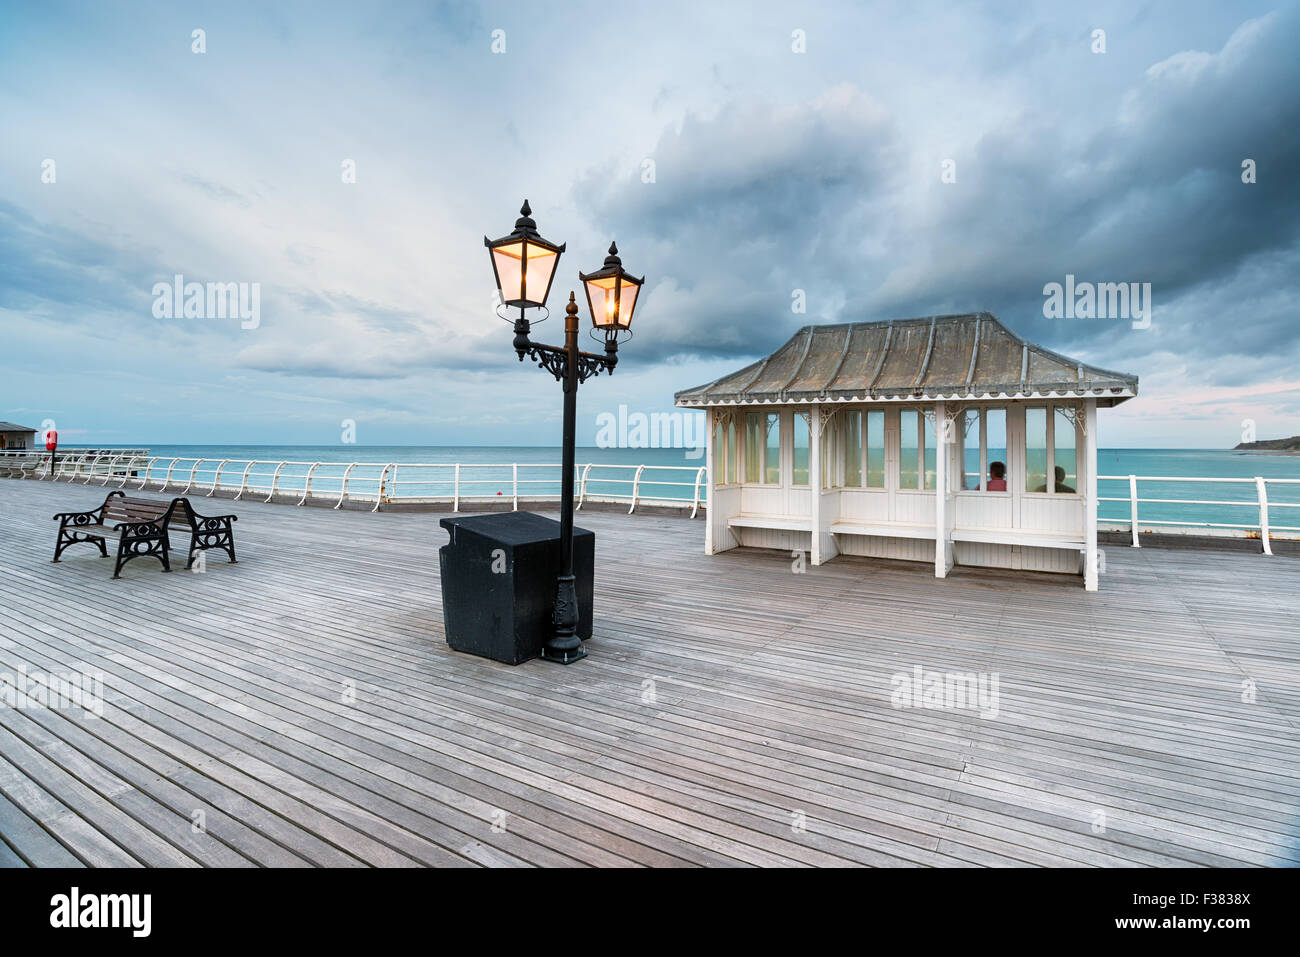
[335,463,358,509]
[161,457,182,491]
[576,463,592,510]
[81,453,104,484]
[1128,474,1140,548]
[298,463,321,505]
[137,457,157,490]
[373,464,394,512]
[629,464,645,514]
[1256,477,1273,556]
[100,452,124,485]
[208,459,230,496]
[235,461,258,501]
[691,466,706,519]
[119,454,140,488]
[453,463,460,512]
[512,463,518,511]
[264,462,288,502]
[182,459,205,493]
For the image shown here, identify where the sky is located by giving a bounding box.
[1,0,1298,449]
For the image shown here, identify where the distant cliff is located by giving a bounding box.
[1234,436,1300,451]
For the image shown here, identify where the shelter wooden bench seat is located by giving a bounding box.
[829,520,936,541]
[728,513,812,533]
[52,491,238,578]
[951,527,1085,551]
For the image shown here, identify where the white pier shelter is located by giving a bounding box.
[675,313,1138,590]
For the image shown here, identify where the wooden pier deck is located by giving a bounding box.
[1,478,1296,867]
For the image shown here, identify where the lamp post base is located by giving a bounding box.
[542,573,586,664]
[541,643,587,665]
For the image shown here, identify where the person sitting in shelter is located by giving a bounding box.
[1033,465,1075,494]
[987,461,1007,491]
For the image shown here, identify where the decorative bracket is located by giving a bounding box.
[523,342,616,384]
[814,405,839,437]
[1056,403,1086,437]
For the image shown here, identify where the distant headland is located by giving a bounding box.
[1233,435,1300,454]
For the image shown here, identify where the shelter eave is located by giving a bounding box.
[674,385,1137,408]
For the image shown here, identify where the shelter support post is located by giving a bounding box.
[1085,399,1099,591]
[704,408,715,555]
[810,409,825,565]
[934,401,953,578]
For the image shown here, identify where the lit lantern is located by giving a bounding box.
[580,243,643,333]
[483,200,566,310]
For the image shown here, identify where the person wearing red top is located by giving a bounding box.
[987,461,1007,491]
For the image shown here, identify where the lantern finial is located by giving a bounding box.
[514,200,537,233]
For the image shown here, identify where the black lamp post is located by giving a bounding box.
[484,201,644,664]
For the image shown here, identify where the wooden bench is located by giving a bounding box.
[53,491,238,578]
[728,514,813,533]
[829,520,936,541]
[951,527,1085,551]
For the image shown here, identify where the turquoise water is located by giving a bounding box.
[58,445,1300,530]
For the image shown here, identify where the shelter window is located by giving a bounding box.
[714,416,738,486]
[843,411,863,487]
[744,413,762,483]
[727,419,737,484]
[1052,406,1078,494]
[899,410,920,490]
[765,413,780,484]
[865,411,885,487]
[962,410,980,490]
[922,414,937,490]
[965,408,1008,491]
[1025,407,1048,493]
[714,419,726,486]
[745,412,780,485]
[985,409,1007,491]
[792,413,810,486]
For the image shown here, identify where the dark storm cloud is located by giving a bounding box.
[580,10,1300,378]
[577,86,902,362]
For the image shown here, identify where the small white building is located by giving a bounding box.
[675,313,1138,590]
[0,422,37,451]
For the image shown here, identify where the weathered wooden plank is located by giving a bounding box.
[2,476,1297,868]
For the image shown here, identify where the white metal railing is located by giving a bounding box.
[0,450,708,515]
[0,448,150,482]
[7,453,1293,543]
[1098,474,1300,555]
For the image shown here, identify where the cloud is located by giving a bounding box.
[576,8,1300,389]
[2,2,1297,446]
[0,202,162,317]
[578,85,900,361]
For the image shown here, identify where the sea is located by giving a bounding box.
[55,445,1300,533]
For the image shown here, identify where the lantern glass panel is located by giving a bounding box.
[492,242,525,304]
[615,278,639,326]
[586,275,619,328]
[523,243,558,304]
